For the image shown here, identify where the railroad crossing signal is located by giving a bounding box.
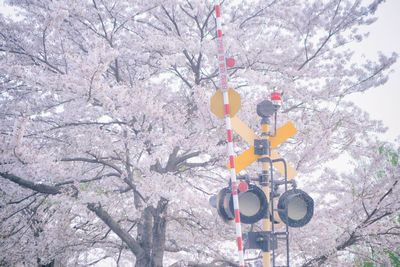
[209,90,314,267]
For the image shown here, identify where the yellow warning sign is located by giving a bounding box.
[210,88,241,119]
[226,118,297,179]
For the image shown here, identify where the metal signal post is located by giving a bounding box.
[255,98,285,267]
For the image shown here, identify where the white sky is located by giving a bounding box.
[345,0,400,142]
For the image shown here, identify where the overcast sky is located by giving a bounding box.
[346,0,400,142]
[1,0,399,142]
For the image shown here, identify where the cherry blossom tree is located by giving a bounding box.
[296,140,400,266]
[0,0,398,266]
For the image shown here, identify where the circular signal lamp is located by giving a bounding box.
[216,187,235,223]
[215,184,269,224]
[277,189,314,228]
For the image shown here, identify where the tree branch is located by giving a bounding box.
[87,202,146,260]
[0,172,61,195]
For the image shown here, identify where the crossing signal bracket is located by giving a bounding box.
[243,231,277,252]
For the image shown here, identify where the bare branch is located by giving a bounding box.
[61,157,123,175]
[87,203,146,259]
[0,172,61,195]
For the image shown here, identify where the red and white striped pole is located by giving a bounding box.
[215,4,245,267]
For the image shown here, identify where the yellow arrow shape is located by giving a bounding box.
[269,121,297,149]
[228,146,260,174]
[227,117,297,179]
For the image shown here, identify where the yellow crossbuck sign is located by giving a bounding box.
[226,116,297,179]
[209,87,297,179]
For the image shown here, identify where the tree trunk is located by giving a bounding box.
[87,198,168,267]
[136,198,168,267]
